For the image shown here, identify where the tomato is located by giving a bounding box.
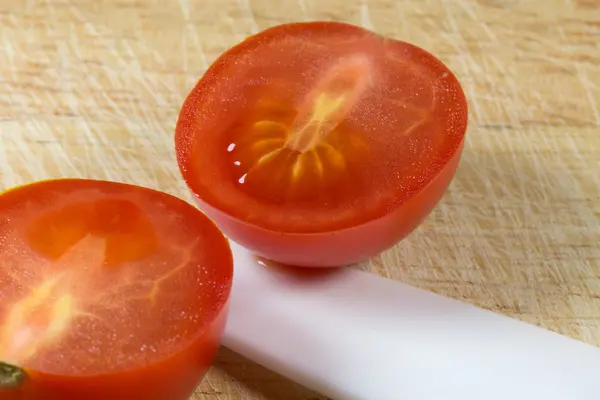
[0,179,233,400]
[175,21,468,267]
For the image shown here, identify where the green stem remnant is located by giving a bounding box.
[0,361,26,389]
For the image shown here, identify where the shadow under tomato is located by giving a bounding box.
[211,347,329,400]
[256,255,345,281]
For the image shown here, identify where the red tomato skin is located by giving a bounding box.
[0,179,233,399]
[189,140,463,267]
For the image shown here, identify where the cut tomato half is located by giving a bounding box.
[176,21,468,267]
[0,179,233,400]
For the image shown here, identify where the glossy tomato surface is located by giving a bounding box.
[0,179,233,400]
[176,21,468,267]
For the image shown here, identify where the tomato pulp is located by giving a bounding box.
[0,179,233,400]
[175,21,468,267]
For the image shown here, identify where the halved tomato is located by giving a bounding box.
[175,21,468,267]
[0,179,233,400]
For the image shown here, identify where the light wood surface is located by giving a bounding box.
[1,0,599,399]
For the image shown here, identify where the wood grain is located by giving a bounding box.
[1,0,599,399]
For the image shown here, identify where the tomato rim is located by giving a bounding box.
[175,21,468,235]
[0,178,234,377]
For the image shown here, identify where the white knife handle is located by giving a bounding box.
[223,242,600,400]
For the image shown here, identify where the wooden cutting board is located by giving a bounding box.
[1,0,598,399]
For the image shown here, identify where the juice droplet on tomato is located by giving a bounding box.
[228,55,372,204]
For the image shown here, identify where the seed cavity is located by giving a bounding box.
[228,54,374,203]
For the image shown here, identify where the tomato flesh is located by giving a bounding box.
[0,179,233,399]
[176,21,468,266]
